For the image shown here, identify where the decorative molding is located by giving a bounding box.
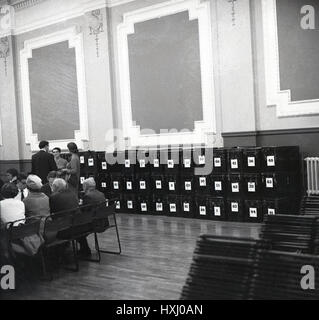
[0,4,15,37]
[0,36,9,76]
[9,0,135,11]
[88,9,104,58]
[9,0,45,10]
[117,0,216,147]
[262,0,319,117]
[227,0,237,26]
[222,127,319,137]
[2,0,135,36]
[20,27,89,151]
[222,131,257,138]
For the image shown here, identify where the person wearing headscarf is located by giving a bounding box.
[23,175,50,218]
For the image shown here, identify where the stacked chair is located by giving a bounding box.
[260,215,317,254]
[249,250,319,300]
[181,235,270,300]
[181,214,319,300]
[300,195,319,216]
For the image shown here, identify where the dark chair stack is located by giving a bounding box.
[182,213,319,300]
[260,215,317,254]
[180,235,269,300]
[300,195,319,216]
[249,250,319,300]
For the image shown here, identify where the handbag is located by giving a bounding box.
[10,217,46,257]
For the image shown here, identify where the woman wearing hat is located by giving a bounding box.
[62,142,80,198]
[23,175,50,218]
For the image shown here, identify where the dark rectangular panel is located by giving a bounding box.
[277,0,319,101]
[128,11,203,134]
[28,41,80,141]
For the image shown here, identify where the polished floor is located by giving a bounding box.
[2,214,261,300]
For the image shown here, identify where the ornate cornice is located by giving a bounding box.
[9,0,46,10]
[8,0,135,11]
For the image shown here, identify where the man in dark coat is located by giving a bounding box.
[49,178,79,214]
[78,178,108,256]
[31,141,57,184]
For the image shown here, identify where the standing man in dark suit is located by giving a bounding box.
[31,141,57,184]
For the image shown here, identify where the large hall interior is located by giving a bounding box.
[1,0,319,301]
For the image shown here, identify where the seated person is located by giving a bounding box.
[0,183,25,227]
[0,178,4,200]
[49,178,79,214]
[15,173,29,201]
[41,171,58,197]
[23,175,50,218]
[78,178,108,256]
[6,168,19,185]
[82,177,107,205]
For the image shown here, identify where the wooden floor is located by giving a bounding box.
[2,214,261,300]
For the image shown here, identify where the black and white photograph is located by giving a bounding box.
[0,0,319,304]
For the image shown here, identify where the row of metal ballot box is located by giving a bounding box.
[76,146,300,175]
[87,172,299,198]
[109,194,292,223]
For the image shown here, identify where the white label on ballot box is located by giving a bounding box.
[200,177,207,187]
[156,180,162,189]
[184,159,191,168]
[185,182,192,191]
[231,202,239,212]
[214,207,221,217]
[126,182,132,190]
[139,159,146,168]
[125,159,131,168]
[80,177,85,184]
[267,156,275,167]
[248,182,256,193]
[232,183,239,193]
[167,160,174,168]
[140,181,146,190]
[198,155,205,165]
[102,162,107,170]
[170,204,177,212]
[266,178,274,188]
[153,159,159,168]
[231,159,238,169]
[113,181,119,190]
[156,203,163,212]
[169,182,175,191]
[200,206,207,216]
[127,201,133,209]
[101,182,107,188]
[248,157,255,167]
[116,201,120,209]
[141,203,147,212]
[214,158,221,168]
[184,203,190,212]
[249,208,258,218]
[88,158,94,167]
[215,181,222,191]
[268,208,276,215]
[80,156,85,164]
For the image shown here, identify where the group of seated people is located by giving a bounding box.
[0,169,107,257]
